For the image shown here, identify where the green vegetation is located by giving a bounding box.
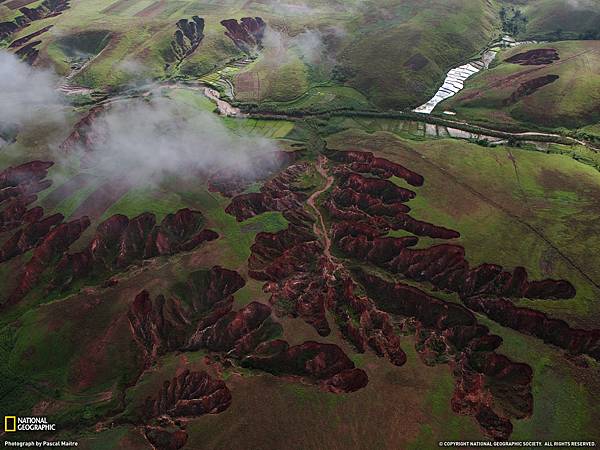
[444,40,600,130]
[327,128,600,327]
[500,6,528,36]
[338,0,497,109]
[174,185,288,267]
[100,185,188,222]
[481,317,598,441]
[515,0,600,41]
[253,85,374,115]
[222,117,295,139]
[3,0,600,447]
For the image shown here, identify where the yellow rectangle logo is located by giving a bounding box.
[4,416,16,432]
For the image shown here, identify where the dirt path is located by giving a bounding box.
[307,156,343,276]
[507,149,528,204]
[204,87,243,117]
[65,45,108,82]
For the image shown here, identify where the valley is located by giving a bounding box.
[1,1,600,449]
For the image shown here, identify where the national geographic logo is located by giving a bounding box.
[4,416,16,432]
[3,416,56,432]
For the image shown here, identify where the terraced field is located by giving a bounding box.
[442,40,600,131]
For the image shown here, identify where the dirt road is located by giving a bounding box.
[307,156,344,277]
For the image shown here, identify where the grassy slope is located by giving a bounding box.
[443,40,600,130]
[19,0,248,87]
[327,127,600,329]
[0,82,295,412]
[519,0,600,40]
[3,1,600,447]
[3,112,600,446]
[4,0,504,111]
[327,127,600,443]
[234,0,498,110]
[228,1,368,105]
[339,0,497,109]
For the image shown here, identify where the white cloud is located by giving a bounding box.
[0,50,63,128]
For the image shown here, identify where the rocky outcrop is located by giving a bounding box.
[128,291,190,365]
[242,340,368,393]
[340,173,416,203]
[128,267,246,365]
[327,171,459,240]
[176,266,246,315]
[505,48,559,66]
[245,208,332,336]
[228,152,412,368]
[208,151,297,198]
[249,224,320,280]
[326,149,574,304]
[0,161,53,196]
[464,296,600,361]
[1,195,38,232]
[0,159,51,229]
[333,221,574,301]
[14,40,40,64]
[0,22,20,40]
[144,428,188,450]
[319,146,590,438]
[331,184,411,216]
[220,17,266,54]
[8,25,53,49]
[170,16,204,62]
[354,269,532,440]
[0,0,70,40]
[154,208,216,255]
[51,209,218,291]
[503,75,559,106]
[21,0,70,20]
[140,368,230,448]
[130,269,365,394]
[144,369,232,419]
[6,217,90,305]
[236,159,408,370]
[225,162,308,221]
[228,143,578,437]
[355,270,477,330]
[327,149,424,187]
[8,24,51,63]
[0,213,63,262]
[187,301,282,357]
[60,106,105,153]
[327,277,407,367]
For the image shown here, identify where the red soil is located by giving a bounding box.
[220,17,266,53]
[52,208,219,291]
[242,340,368,393]
[135,0,166,18]
[69,179,130,221]
[355,269,533,440]
[5,216,90,306]
[505,48,560,66]
[144,369,232,418]
[41,173,91,210]
[503,74,559,106]
[8,24,52,48]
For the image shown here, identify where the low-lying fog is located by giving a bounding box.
[82,95,279,182]
[0,49,280,184]
[0,50,63,128]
